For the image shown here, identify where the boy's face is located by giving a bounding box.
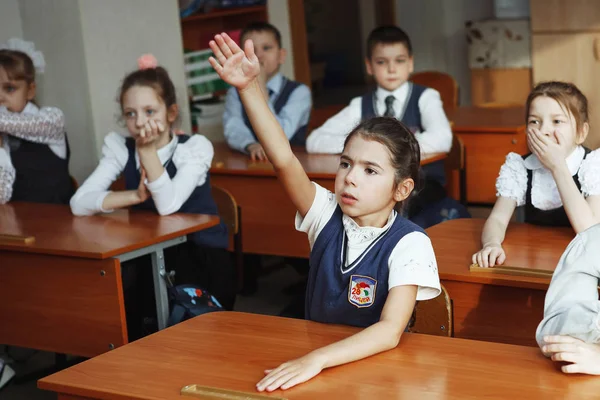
[242,30,286,79]
[365,42,414,92]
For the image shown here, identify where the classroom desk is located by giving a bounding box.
[450,106,527,204]
[210,141,446,258]
[39,312,600,400]
[428,218,574,347]
[0,203,219,357]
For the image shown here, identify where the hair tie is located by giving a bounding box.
[0,38,45,74]
[137,54,158,70]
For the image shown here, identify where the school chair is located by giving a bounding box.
[444,134,467,206]
[210,185,244,291]
[70,176,79,190]
[407,284,453,337]
[410,71,459,116]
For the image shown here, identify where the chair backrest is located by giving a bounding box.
[307,104,346,133]
[408,284,453,337]
[211,185,239,235]
[410,71,459,116]
[70,176,79,190]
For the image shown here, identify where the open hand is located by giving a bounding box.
[527,127,568,172]
[542,335,600,375]
[209,33,260,90]
[256,353,326,392]
[472,242,506,268]
[136,120,164,148]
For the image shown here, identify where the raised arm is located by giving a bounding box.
[0,106,65,144]
[209,33,315,217]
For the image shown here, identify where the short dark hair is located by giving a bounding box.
[240,22,282,48]
[366,26,412,59]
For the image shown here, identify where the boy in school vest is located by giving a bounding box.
[223,22,312,161]
[305,26,454,222]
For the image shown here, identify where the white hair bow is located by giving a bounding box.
[0,38,46,74]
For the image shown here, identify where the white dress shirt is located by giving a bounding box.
[70,132,214,216]
[223,72,312,153]
[306,81,453,155]
[496,146,600,209]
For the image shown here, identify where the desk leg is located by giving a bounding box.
[151,249,169,330]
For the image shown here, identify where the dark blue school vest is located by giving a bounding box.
[123,135,228,249]
[524,147,591,227]
[360,83,446,185]
[306,206,425,327]
[9,134,75,204]
[242,77,308,146]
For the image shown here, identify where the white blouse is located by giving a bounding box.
[296,183,441,301]
[496,146,600,210]
[0,102,67,204]
[70,132,214,216]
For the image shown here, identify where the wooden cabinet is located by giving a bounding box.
[530,0,600,149]
[531,0,600,32]
[180,6,268,51]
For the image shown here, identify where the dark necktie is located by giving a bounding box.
[384,95,395,117]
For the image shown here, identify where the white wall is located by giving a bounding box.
[18,0,97,183]
[78,0,191,155]
[0,0,23,40]
[8,0,191,182]
[396,0,495,105]
[267,0,295,79]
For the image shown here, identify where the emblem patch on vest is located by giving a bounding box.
[348,275,377,308]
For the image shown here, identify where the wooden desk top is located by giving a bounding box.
[428,218,574,289]
[39,312,600,399]
[450,106,526,134]
[0,203,219,259]
[210,141,446,178]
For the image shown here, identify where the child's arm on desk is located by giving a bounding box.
[528,128,600,233]
[209,33,315,217]
[70,133,147,216]
[472,196,515,268]
[256,285,417,392]
[0,106,65,144]
[542,336,600,375]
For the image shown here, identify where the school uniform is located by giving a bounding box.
[71,132,236,337]
[496,146,600,226]
[0,102,73,204]
[223,72,312,152]
[536,223,600,349]
[297,183,441,327]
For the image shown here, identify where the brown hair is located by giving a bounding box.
[344,117,421,210]
[118,66,177,113]
[0,49,36,84]
[526,81,589,135]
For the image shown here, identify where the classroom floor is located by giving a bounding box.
[1,206,493,399]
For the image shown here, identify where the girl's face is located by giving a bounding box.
[0,66,35,113]
[335,135,412,228]
[527,96,587,154]
[122,85,177,142]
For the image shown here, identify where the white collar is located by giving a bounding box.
[134,133,179,169]
[342,209,397,245]
[376,81,410,103]
[267,73,283,95]
[21,102,39,115]
[523,145,585,175]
